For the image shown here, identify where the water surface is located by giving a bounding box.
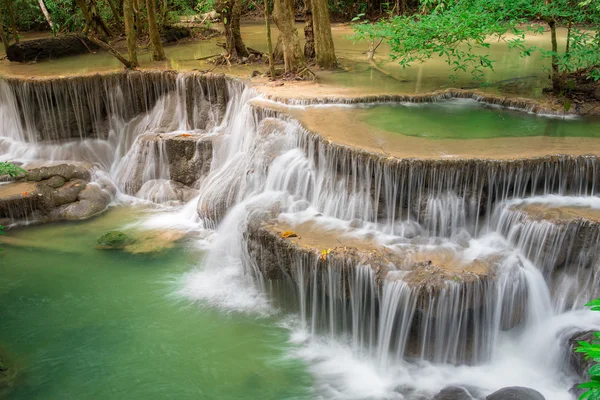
[361,100,600,139]
[0,207,312,400]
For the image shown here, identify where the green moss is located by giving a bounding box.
[96,231,135,249]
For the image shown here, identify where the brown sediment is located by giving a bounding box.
[512,202,600,224]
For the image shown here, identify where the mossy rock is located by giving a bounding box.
[96,231,136,250]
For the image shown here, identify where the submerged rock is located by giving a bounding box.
[97,231,136,249]
[486,387,545,400]
[96,229,186,254]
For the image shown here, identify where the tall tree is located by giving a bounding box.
[215,0,249,61]
[135,0,145,36]
[5,0,18,43]
[37,0,55,31]
[0,23,8,51]
[273,0,306,73]
[146,0,166,61]
[311,0,336,68]
[124,0,139,67]
[303,0,315,60]
[0,6,10,50]
[264,0,276,77]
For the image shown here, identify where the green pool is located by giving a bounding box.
[361,99,600,139]
[0,207,312,400]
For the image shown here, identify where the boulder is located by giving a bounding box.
[568,330,597,380]
[433,386,475,400]
[97,231,136,249]
[0,163,112,226]
[24,164,91,182]
[55,183,112,220]
[486,387,545,400]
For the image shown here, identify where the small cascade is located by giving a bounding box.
[1,71,600,399]
[491,196,600,310]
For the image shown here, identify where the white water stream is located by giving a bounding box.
[1,73,599,400]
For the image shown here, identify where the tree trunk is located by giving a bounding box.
[0,6,10,50]
[273,0,306,73]
[231,0,248,58]
[135,0,144,36]
[124,0,139,66]
[548,19,561,92]
[264,0,276,77]
[37,0,55,30]
[0,24,9,51]
[146,0,166,60]
[303,0,315,60]
[76,0,112,38]
[273,35,284,62]
[107,0,124,30]
[5,0,19,43]
[311,0,336,68]
[215,0,248,61]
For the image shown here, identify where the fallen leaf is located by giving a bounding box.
[281,230,298,239]
[319,249,327,261]
[179,133,192,137]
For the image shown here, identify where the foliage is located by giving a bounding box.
[0,162,24,249]
[352,0,600,82]
[576,298,600,400]
[196,0,216,13]
[0,162,25,178]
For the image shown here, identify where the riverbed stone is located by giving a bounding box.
[486,387,545,400]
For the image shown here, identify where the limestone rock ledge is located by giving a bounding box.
[0,163,114,226]
[246,218,495,311]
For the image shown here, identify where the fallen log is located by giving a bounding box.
[6,36,100,62]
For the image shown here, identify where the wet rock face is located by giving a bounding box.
[0,163,112,226]
[165,134,213,187]
[4,71,231,141]
[486,387,545,400]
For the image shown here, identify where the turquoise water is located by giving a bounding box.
[361,100,600,139]
[0,207,312,400]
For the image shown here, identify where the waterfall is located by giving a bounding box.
[2,71,599,399]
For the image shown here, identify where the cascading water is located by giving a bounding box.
[1,72,599,400]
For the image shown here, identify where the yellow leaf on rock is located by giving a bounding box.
[281,230,298,239]
[319,249,328,261]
